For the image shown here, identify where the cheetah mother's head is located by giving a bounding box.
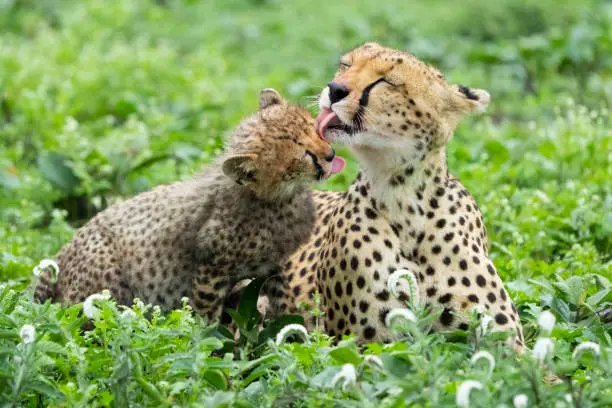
[318,43,490,153]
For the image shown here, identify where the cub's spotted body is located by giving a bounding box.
[35,89,344,322]
[270,43,523,348]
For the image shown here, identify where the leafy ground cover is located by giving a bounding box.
[0,0,611,406]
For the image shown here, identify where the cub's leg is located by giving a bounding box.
[192,265,232,322]
[52,222,133,305]
[261,276,299,315]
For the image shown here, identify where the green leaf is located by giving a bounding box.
[199,103,223,111]
[167,358,193,374]
[309,366,342,389]
[203,369,228,390]
[329,346,362,365]
[552,298,572,323]
[237,276,268,330]
[129,154,173,175]
[0,314,17,329]
[153,352,193,369]
[0,346,19,355]
[241,365,276,387]
[132,354,169,407]
[381,354,413,378]
[214,325,235,341]
[587,288,610,308]
[224,308,245,329]
[36,340,67,355]
[199,337,224,352]
[484,140,510,165]
[257,314,304,345]
[554,276,584,306]
[238,354,279,376]
[1,289,20,315]
[24,379,62,399]
[37,151,81,193]
[172,143,202,162]
[0,171,20,189]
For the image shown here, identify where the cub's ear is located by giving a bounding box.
[222,154,258,185]
[362,41,382,50]
[450,84,491,114]
[259,88,284,110]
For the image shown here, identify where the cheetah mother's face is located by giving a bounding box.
[317,43,490,151]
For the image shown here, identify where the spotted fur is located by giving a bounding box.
[34,89,338,322]
[266,43,524,349]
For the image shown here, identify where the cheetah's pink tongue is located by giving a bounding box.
[317,108,345,174]
[316,107,339,139]
[331,156,346,174]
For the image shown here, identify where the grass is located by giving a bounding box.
[1,0,611,406]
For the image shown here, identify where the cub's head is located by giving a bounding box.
[318,42,490,152]
[223,89,345,200]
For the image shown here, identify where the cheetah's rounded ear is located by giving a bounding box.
[450,85,490,114]
[259,88,284,110]
[222,153,258,185]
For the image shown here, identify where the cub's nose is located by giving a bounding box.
[324,148,335,162]
[328,82,349,105]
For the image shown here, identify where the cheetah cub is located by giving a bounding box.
[34,89,346,321]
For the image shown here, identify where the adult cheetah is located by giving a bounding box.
[268,43,524,349]
[35,89,345,322]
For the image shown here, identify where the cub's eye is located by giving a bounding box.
[338,62,351,70]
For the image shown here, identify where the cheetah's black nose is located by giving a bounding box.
[324,148,335,162]
[328,82,350,105]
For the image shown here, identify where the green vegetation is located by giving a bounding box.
[1,0,611,406]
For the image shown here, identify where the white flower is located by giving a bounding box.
[387,268,419,306]
[472,305,485,315]
[572,341,601,359]
[533,337,554,361]
[456,380,483,408]
[471,305,493,340]
[181,297,193,312]
[133,298,145,310]
[152,305,161,317]
[119,309,137,324]
[534,190,551,203]
[19,324,36,344]
[32,259,60,281]
[64,116,79,132]
[476,313,493,340]
[50,208,67,221]
[331,364,357,392]
[364,355,383,369]
[275,324,309,345]
[538,310,556,334]
[385,308,417,328]
[513,393,528,408]
[470,351,495,373]
[83,290,111,319]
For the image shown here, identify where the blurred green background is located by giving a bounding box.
[0,0,610,289]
